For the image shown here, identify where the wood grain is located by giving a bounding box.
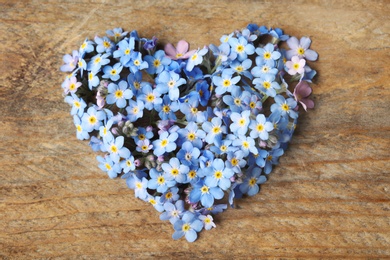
[1,0,389,258]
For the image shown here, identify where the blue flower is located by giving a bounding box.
[87,69,100,90]
[159,187,180,204]
[177,121,206,148]
[147,168,175,193]
[186,47,208,72]
[127,51,149,73]
[152,131,178,156]
[106,81,133,108]
[121,154,136,173]
[202,117,227,145]
[144,50,171,74]
[155,70,186,101]
[65,92,87,117]
[228,36,255,61]
[127,70,147,96]
[81,106,106,132]
[232,135,258,156]
[160,200,185,224]
[252,74,281,97]
[97,155,122,178]
[133,127,154,143]
[229,110,251,136]
[155,95,179,120]
[251,56,278,78]
[60,50,79,72]
[226,150,246,173]
[172,211,203,242]
[176,141,200,167]
[189,179,224,208]
[239,167,267,196]
[87,53,110,72]
[113,37,135,65]
[126,175,149,200]
[198,214,216,230]
[212,68,241,95]
[195,80,211,106]
[104,136,131,163]
[179,101,206,123]
[209,138,233,156]
[136,139,153,154]
[230,59,253,79]
[255,43,281,67]
[222,88,251,113]
[102,63,123,81]
[270,95,298,120]
[126,99,144,122]
[249,114,274,140]
[139,83,162,110]
[264,147,284,174]
[146,194,164,212]
[161,157,189,183]
[106,27,128,39]
[94,35,115,53]
[73,115,90,140]
[204,158,234,190]
[78,38,94,56]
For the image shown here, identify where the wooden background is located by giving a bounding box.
[1,0,389,258]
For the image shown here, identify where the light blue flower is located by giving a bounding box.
[65,92,87,117]
[264,147,284,174]
[228,36,255,61]
[204,158,234,190]
[189,179,224,208]
[147,168,176,193]
[176,141,200,167]
[126,175,149,200]
[152,131,178,156]
[229,110,251,136]
[177,122,206,148]
[212,68,241,95]
[172,211,203,242]
[226,150,246,173]
[144,50,171,74]
[126,99,144,122]
[251,56,278,78]
[222,88,251,113]
[230,59,253,79]
[104,136,130,163]
[120,154,136,173]
[94,35,115,53]
[97,155,122,178]
[106,81,133,108]
[87,69,100,90]
[127,51,149,73]
[232,135,258,156]
[186,47,208,72]
[73,115,90,140]
[202,117,227,145]
[255,43,281,66]
[155,95,179,120]
[249,114,274,140]
[161,157,188,183]
[160,200,185,224]
[155,70,186,101]
[78,38,94,56]
[139,83,162,110]
[81,106,106,132]
[87,53,110,72]
[239,167,267,196]
[253,74,281,97]
[113,37,135,65]
[102,63,123,81]
[270,95,298,120]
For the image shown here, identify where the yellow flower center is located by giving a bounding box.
[281,104,290,111]
[297,47,305,55]
[168,80,175,88]
[134,60,140,66]
[69,83,76,91]
[74,101,81,108]
[157,176,165,185]
[249,102,256,109]
[234,98,241,105]
[236,44,244,53]
[212,126,221,134]
[88,116,97,125]
[256,124,264,132]
[105,163,112,170]
[231,158,238,166]
[223,79,231,87]
[103,41,111,48]
[138,134,145,140]
[214,171,223,179]
[136,182,142,189]
[263,52,271,59]
[182,223,191,232]
[110,145,118,153]
[220,145,227,152]
[188,170,196,178]
[176,53,183,58]
[153,59,161,67]
[171,168,179,176]
[115,90,123,99]
[191,54,198,61]
[165,192,173,199]
[163,105,170,113]
[76,125,82,132]
[187,133,195,141]
[235,66,243,72]
[94,57,101,64]
[146,93,155,102]
[160,139,168,147]
[201,185,209,194]
[242,141,250,149]
[238,119,246,126]
[134,82,140,89]
[126,160,132,167]
[249,178,257,186]
[125,49,130,55]
[110,69,117,75]
[263,81,271,89]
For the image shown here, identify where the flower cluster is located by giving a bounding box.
[60,24,318,242]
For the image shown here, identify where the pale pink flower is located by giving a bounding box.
[164,40,196,60]
[285,56,306,75]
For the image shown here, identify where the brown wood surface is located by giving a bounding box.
[1,0,389,259]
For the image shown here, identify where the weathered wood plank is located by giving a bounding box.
[1,0,389,258]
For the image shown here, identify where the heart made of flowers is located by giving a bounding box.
[60,24,318,242]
